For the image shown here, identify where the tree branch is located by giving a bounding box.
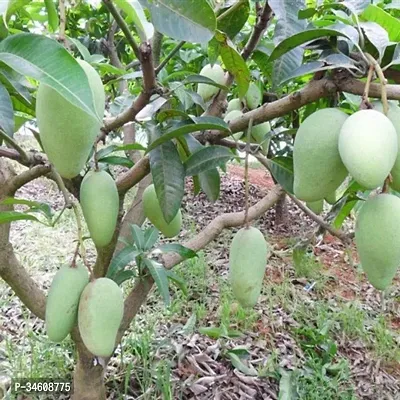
[102,0,140,60]
[116,156,151,193]
[118,184,284,339]
[6,165,52,195]
[0,131,30,164]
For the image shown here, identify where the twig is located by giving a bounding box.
[102,0,140,60]
[362,63,375,107]
[59,0,67,43]
[0,130,29,164]
[382,174,392,194]
[287,193,352,244]
[155,40,185,75]
[365,53,388,115]
[51,168,72,208]
[244,118,253,227]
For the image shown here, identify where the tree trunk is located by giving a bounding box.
[72,331,106,400]
[274,192,287,226]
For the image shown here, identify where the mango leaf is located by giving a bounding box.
[214,30,250,97]
[227,352,258,376]
[143,259,170,306]
[130,224,145,250]
[14,112,31,132]
[0,68,32,107]
[208,36,221,65]
[148,123,185,223]
[1,197,52,219]
[269,0,307,87]
[96,143,146,159]
[114,0,154,41]
[343,0,370,14]
[332,197,359,229]
[157,109,191,123]
[107,246,140,280]
[143,226,159,251]
[267,156,294,193]
[98,155,134,168]
[360,21,389,61]
[268,28,350,62]
[67,37,91,60]
[217,0,250,39]
[113,270,136,285]
[165,269,187,296]
[44,0,59,32]
[146,117,229,152]
[138,0,216,44]
[0,211,40,224]
[185,146,234,176]
[0,33,98,119]
[186,134,221,202]
[158,243,197,260]
[0,83,14,138]
[183,74,228,91]
[361,5,400,42]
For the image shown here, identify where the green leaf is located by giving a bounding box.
[214,30,250,98]
[148,124,185,223]
[143,259,170,306]
[361,5,400,42]
[343,0,370,14]
[332,198,358,229]
[270,0,307,87]
[113,270,136,285]
[183,74,228,91]
[199,326,223,339]
[157,109,191,123]
[98,156,134,168]
[165,269,187,296]
[0,68,32,107]
[360,22,389,61]
[139,0,216,44]
[217,0,250,39]
[278,369,298,400]
[146,117,229,152]
[107,246,140,280]
[67,37,91,60]
[114,0,154,42]
[158,243,197,260]
[186,135,221,202]
[184,146,234,176]
[44,0,59,32]
[0,83,14,138]
[130,224,145,250]
[0,211,40,224]
[97,143,146,160]
[1,197,53,219]
[267,156,294,193]
[0,33,98,119]
[143,226,159,251]
[268,29,350,63]
[227,352,258,376]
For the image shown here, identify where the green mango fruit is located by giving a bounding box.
[196,64,225,101]
[251,121,271,152]
[372,101,400,191]
[78,277,124,357]
[294,108,348,202]
[143,184,182,238]
[36,59,105,178]
[224,109,243,141]
[306,199,324,214]
[229,227,269,308]
[80,170,119,247]
[355,194,400,290]
[245,82,262,110]
[325,191,337,205]
[45,263,89,342]
[226,98,242,113]
[339,109,397,189]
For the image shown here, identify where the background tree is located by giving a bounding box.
[1,0,400,398]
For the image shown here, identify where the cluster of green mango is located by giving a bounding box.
[293,104,400,290]
[197,64,271,153]
[46,265,124,358]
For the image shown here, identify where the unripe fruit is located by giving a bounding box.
[251,121,271,154]
[36,60,105,178]
[372,101,400,191]
[78,278,124,357]
[245,82,262,110]
[229,227,269,308]
[224,110,243,141]
[197,64,225,101]
[80,170,119,247]
[143,184,182,238]
[226,98,242,114]
[325,191,337,205]
[339,110,397,189]
[45,263,89,343]
[355,194,400,290]
[307,199,324,214]
[294,108,348,202]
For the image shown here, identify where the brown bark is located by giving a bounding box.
[274,192,287,226]
[72,330,106,400]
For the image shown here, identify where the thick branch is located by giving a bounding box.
[118,184,284,338]
[116,156,150,193]
[5,165,52,195]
